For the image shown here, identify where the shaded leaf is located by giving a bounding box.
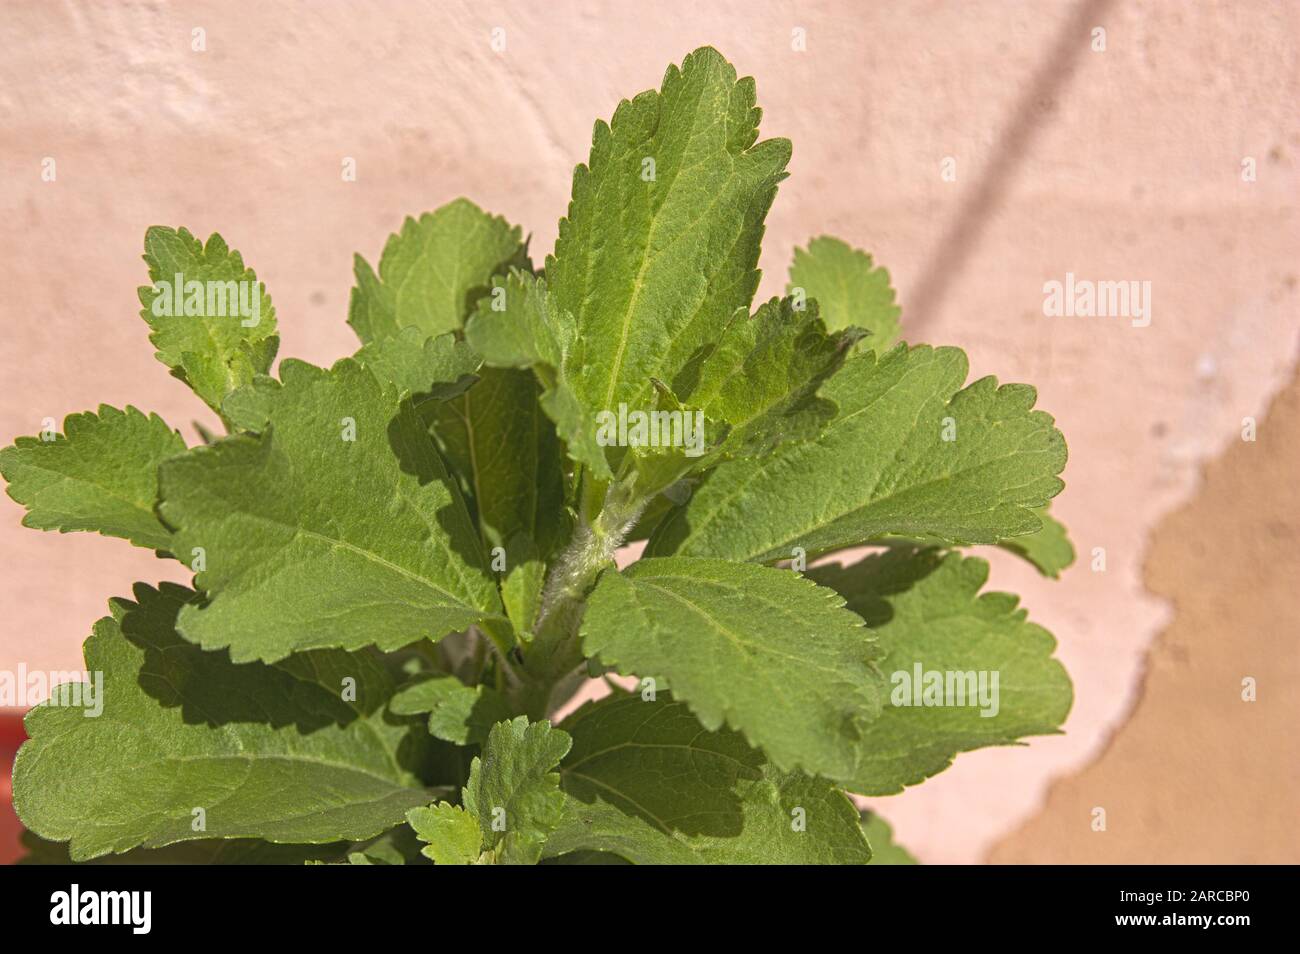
[14,583,432,861]
[465,269,611,479]
[999,506,1076,578]
[389,674,512,746]
[545,694,870,864]
[429,365,568,555]
[18,830,346,866]
[809,548,1072,794]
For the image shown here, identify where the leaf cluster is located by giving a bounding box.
[2,48,1072,865]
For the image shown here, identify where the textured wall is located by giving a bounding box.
[992,368,1300,863]
[1,0,1296,862]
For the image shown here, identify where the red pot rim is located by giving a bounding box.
[0,709,26,749]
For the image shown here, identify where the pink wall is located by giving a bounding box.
[1,1,1297,862]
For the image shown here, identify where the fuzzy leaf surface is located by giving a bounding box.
[0,405,185,550]
[353,327,482,401]
[787,236,900,348]
[406,804,482,865]
[580,557,882,781]
[138,227,279,414]
[158,357,503,663]
[464,717,572,865]
[389,674,512,746]
[348,199,526,344]
[648,344,1066,562]
[678,296,860,460]
[545,46,791,458]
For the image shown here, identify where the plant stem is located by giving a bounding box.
[508,474,647,719]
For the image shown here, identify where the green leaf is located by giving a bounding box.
[158,357,504,663]
[462,270,564,369]
[625,490,678,543]
[347,199,527,344]
[619,381,711,497]
[359,289,572,627]
[558,692,764,829]
[353,327,482,401]
[13,582,433,861]
[406,804,483,865]
[465,269,611,479]
[406,717,572,865]
[580,557,882,781]
[429,365,568,555]
[220,374,280,432]
[873,507,1077,579]
[138,227,279,415]
[545,46,790,441]
[648,344,1066,563]
[345,825,430,865]
[678,296,861,460]
[861,811,917,865]
[18,830,347,866]
[858,504,1075,579]
[464,717,572,865]
[1000,506,1075,578]
[541,848,632,865]
[499,532,548,633]
[545,693,870,864]
[809,548,1073,794]
[787,236,900,348]
[389,674,512,746]
[228,330,481,435]
[0,405,185,550]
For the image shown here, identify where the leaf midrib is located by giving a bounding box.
[675,354,1059,560]
[597,63,725,413]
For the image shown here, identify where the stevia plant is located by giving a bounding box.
[1,47,1072,865]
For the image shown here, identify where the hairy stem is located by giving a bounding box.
[509,475,647,719]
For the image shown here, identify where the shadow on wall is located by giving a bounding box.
[907,0,1114,332]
